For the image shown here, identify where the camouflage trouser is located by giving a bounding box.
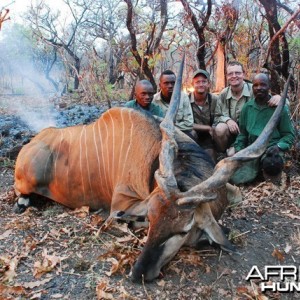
[230,159,260,185]
[230,151,285,185]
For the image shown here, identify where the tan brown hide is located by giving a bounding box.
[14,54,289,282]
[15,108,161,211]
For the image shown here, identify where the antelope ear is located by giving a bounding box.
[177,191,218,206]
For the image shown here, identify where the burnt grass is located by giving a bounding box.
[1,95,300,300]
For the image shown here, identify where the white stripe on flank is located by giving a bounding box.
[107,111,115,188]
[66,128,72,194]
[103,116,111,196]
[97,118,110,200]
[84,125,94,202]
[79,126,86,202]
[93,122,101,204]
[117,109,126,182]
[121,111,134,180]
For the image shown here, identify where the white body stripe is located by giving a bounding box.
[117,110,125,182]
[84,126,94,202]
[15,108,162,209]
[79,126,86,202]
[121,111,134,180]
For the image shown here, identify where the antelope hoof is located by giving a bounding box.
[220,224,231,235]
[220,241,238,253]
[13,196,31,214]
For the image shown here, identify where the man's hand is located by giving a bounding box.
[265,144,280,156]
[226,146,236,157]
[268,94,281,107]
[226,119,240,135]
[193,124,214,137]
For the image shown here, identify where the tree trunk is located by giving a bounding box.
[259,0,290,94]
[180,0,212,69]
[215,42,226,93]
[124,0,168,92]
[74,56,80,90]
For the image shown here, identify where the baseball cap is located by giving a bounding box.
[193,69,210,79]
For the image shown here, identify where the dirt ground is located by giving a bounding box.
[1,156,300,300]
[1,97,300,299]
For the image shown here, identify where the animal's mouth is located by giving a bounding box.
[131,244,164,282]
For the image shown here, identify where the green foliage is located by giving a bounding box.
[95,83,128,102]
[289,36,300,56]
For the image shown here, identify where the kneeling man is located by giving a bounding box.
[229,73,295,184]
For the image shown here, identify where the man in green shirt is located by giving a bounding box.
[229,73,295,184]
[214,61,281,155]
[125,80,164,118]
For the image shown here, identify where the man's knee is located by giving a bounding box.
[214,123,229,137]
[214,123,231,152]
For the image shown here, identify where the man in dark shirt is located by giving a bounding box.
[125,80,164,117]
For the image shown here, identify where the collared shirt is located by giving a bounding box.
[189,92,218,126]
[153,91,194,131]
[124,100,164,118]
[234,98,295,152]
[214,81,252,124]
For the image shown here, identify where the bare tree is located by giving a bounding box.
[44,51,60,92]
[258,0,299,93]
[28,0,90,90]
[180,0,239,92]
[21,0,298,99]
[82,0,127,84]
[180,0,212,70]
[276,0,300,29]
[124,0,168,91]
[0,23,63,94]
[0,9,10,30]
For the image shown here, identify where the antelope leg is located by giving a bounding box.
[13,195,31,214]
